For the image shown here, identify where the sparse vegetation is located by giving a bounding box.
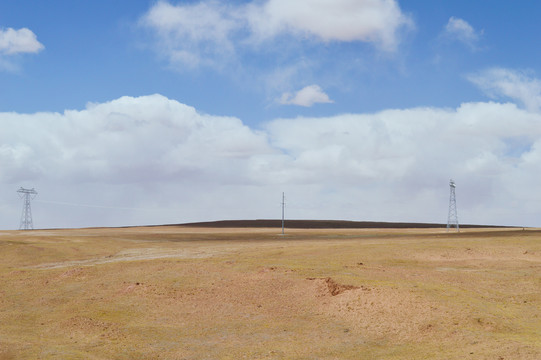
[0,226,540,359]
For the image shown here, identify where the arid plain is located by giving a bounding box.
[1,225,540,359]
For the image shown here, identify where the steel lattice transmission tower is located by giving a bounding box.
[17,187,37,230]
[446,179,459,232]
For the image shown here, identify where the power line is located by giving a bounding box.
[34,199,163,212]
[281,192,285,235]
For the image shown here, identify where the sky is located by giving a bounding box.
[2,1,541,229]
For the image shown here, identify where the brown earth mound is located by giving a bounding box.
[308,277,360,296]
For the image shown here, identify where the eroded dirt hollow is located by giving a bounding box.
[0,226,540,359]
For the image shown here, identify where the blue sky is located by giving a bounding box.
[2,0,541,229]
[4,0,538,120]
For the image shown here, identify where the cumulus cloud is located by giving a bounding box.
[262,102,541,226]
[279,85,333,107]
[141,1,238,68]
[0,94,279,228]
[245,0,412,50]
[140,0,412,69]
[0,27,44,71]
[2,94,541,229]
[443,17,481,49]
[0,94,272,185]
[0,27,44,55]
[468,68,541,112]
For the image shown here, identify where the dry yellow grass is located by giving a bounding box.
[0,226,540,359]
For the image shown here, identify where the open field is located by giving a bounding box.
[1,225,540,359]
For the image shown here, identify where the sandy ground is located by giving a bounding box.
[0,226,540,359]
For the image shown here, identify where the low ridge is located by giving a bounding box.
[177,219,509,229]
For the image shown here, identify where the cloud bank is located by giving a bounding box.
[2,93,541,229]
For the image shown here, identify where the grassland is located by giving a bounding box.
[0,225,540,359]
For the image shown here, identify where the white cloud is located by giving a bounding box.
[263,102,541,226]
[468,68,541,112]
[0,94,279,228]
[141,1,238,68]
[245,0,412,50]
[0,27,44,71]
[279,85,333,107]
[0,27,44,55]
[443,17,481,49]
[3,94,541,229]
[140,0,412,69]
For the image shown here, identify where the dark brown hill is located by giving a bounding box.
[177,219,509,229]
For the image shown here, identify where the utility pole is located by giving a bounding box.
[447,179,459,232]
[18,187,37,230]
[281,192,285,235]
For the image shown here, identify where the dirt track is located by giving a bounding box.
[0,226,540,359]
